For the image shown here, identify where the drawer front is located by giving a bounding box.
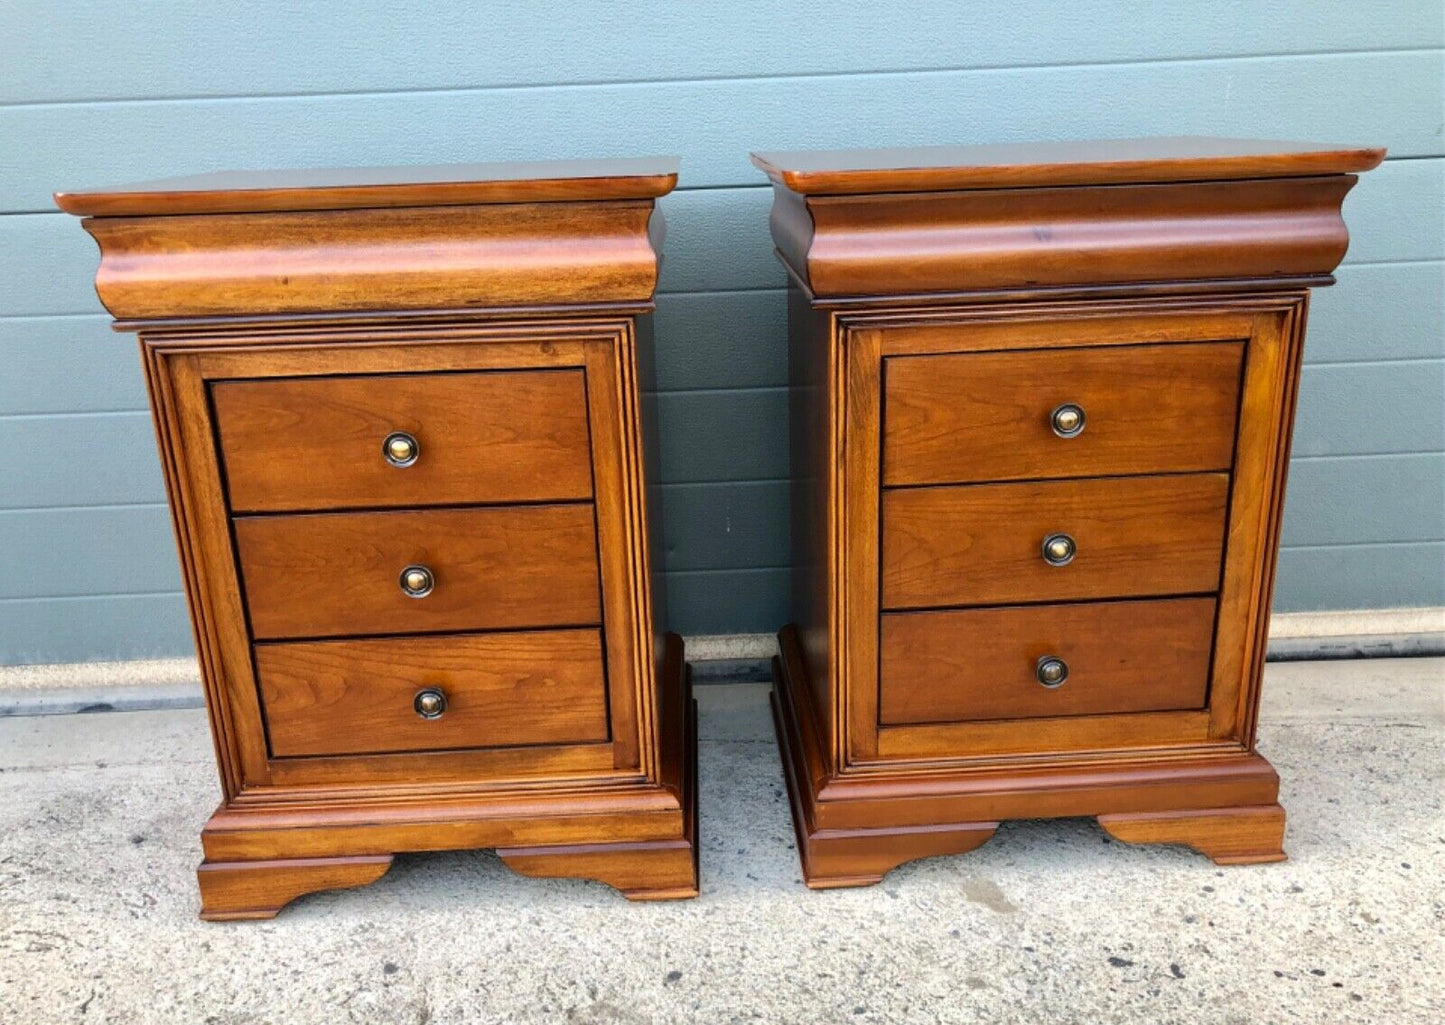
[879,598,1216,724]
[256,628,610,757]
[882,341,1244,485]
[236,504,600,639]
[881,474,1228,609]
[214,369,594,512]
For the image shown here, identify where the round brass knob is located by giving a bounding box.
[1036,656,1069,688]
[383,431,419,467]
[1041,533,1076,566]
[399,564,434,598]
[1050,403,1086,438]
[413,688,447,719]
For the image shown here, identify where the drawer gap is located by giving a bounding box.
[250,621,608,648]
[229,496,596,519]
[879,465,1234,492]
[878,590,1219,616]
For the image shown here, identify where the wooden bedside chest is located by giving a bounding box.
[55,158,699,917]
[751,138,1383,887]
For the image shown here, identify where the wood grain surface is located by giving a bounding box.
[881,474,1230,608]
[234,503,600,639]
[879,597,1217,724]
[769,175,1359,297]
[761,140,1376,884]
[197,855,395,921]
[1098,804,1287,864]
[883,341,1245,485]
[214,368,593,512]
[80,200,662,317]
[751,137,1384,194]
[255,628,610,757]
[55,156,679,216]
[58,154,696,913]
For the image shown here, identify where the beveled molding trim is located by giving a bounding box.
[110,301,656,335]
[81,199,664,319]
[769,174,1360,297]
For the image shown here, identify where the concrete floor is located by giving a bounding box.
[0,659,1440,1024]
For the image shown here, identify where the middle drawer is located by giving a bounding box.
[881,474,1228,609]
[235,504,601,640]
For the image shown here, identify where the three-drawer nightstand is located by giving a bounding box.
[752,138,1383,887]
[56,158,699,917]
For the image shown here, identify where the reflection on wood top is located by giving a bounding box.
[55,156,680,216]
[750,137,1384,194]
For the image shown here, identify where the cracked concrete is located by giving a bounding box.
[0,658,1440,1024]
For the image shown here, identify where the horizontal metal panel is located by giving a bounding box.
[654,389,789,484]
[0,505,177,599]
[659,481,789,572]
[0,592,192,664]
[1295,361,1445,457]
[0,315,142,415]
[0,215,102,317]
[1308,262,1445,364]
[1275,542,1445,611]
[651,291,788,392]
[1337,156,1445,265]
[1282,454,1445,546]
[656,190,778,295]
[6,52,1438,211]
[6,2,1439,104]
[664,567,790,637]
[0,412,162,510]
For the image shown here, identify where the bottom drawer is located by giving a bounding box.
[879,597,1216,725]
[255,629,610,758]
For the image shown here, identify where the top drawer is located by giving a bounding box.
[882,341,1244,486]
[213,369,593,512]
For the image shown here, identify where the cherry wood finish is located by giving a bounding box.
[758,139,1379,886]
[57,158,697,917]
[882,342,1244,485]
[197,855,395,922]
[1098,805,1288,865]
[75,202,665,317]
[751,137,1382,194]
[881,474,1230,608]
[213,369,594,511]
[234,504,601,639]
[254,629,610,758]
[765,176,1364,298]
[55,156,679,216]
[879,598,1217,724]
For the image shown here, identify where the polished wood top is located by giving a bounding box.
[55,156,680,216]
[750,137,1384,195]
